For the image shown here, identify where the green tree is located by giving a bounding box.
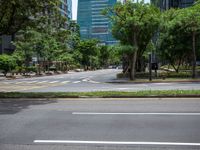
[104,0,160,80]
[177,4,200,78]
[0,54,16,76]
[13,2,72,74]
[0,0,60,35]
[99,45,110,68]
[76,39,99,70]
[158,8,191,73]
[160,4,200,77]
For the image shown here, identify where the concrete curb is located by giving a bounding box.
[0,95,200,99]
[107,80,200,84]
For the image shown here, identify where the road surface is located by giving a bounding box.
[0,69,200,92]
[0,98,200,150]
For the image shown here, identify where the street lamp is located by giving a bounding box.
[148,52,152,81]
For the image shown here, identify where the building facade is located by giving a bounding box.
[0,35,15,54]
[151,0,194,10]
[60,0,72,19]
[77,0,118,45]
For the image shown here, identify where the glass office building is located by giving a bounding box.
[151,0,194,10]
[77,0,118,45]
[60,0,72,19]
[67,0,72,19]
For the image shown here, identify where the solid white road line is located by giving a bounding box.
[33,140,200,146]
[73,81,81,84]
[72,112,200,116]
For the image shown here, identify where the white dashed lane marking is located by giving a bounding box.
[36,81,48,84]
[0,79,101,85]
[49,81,59,84]
[27,81,37,84]
[61,81,70,84]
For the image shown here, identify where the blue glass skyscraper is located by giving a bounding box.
[151,0,194,10]
[60,0,72,19]
[67,0,72,19]
[77,0,117,45]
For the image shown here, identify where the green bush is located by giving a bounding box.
[117,71,191,79]
[117,72,157,79]
[27,66,37,73]
[0,55,17,76]
[117,72,129,78]
[159,71,191,78]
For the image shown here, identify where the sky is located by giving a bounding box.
[72,0,150,20]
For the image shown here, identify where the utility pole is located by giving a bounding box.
[149,53,152,81]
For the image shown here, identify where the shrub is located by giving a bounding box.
[0,55,17,76]
[117,71,191,79]
[159,71,191,78]
[26,66,37,73]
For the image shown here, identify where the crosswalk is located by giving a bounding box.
[0,79,100,85]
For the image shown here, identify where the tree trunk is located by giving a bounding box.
[130,51,137,80]
[192,32,196,78]
[130,34,138,80]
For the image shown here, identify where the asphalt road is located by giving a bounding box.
[0,69,200,92]
[0,98,200,150]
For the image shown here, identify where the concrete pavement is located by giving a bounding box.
[0,98,200,150]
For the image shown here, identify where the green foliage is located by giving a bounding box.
[13,3,74,72]
[159,72,191,78]
[75,39,100,69]
[0,54,17,76]
[98,45,120,67]
[158,9,191,72]
[0,0,60,35]
[104,0,160,80]
[158,4,200,76]
[1,90,200,98]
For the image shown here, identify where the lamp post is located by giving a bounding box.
[148,53,152,81]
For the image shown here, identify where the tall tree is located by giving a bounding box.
[103,0,160,80]
[175,4,200,78]
[158,8,191,73]
[0,0,60,35]
[76,39,99,70]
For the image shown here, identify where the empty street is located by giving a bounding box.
[0,98,200,150]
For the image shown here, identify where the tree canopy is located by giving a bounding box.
[0,0,61,35]
[103,0,160,80]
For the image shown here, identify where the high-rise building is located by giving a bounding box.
[151,0,194,10]
[60,0,72,19]
[67,0,72,20]
[0,35,15,54]
[77,0,118,45]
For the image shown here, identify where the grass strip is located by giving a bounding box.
[0,90,200,98]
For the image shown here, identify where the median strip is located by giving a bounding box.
[0,90,200,98]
